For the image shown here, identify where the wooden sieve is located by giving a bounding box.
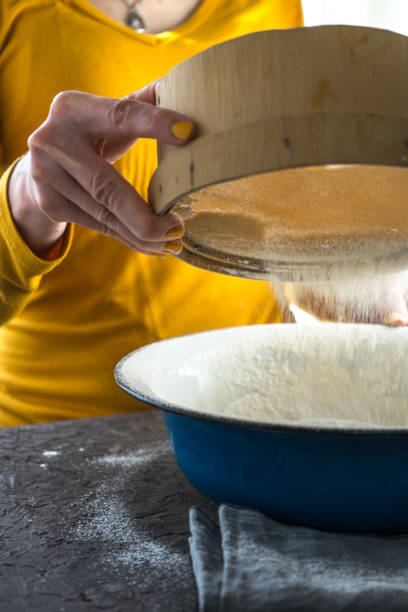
[149,26,408,281]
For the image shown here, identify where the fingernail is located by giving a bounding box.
[165,226,184,240]
[165,240,183,254]
[386,312,408,326]
[171,121,193,140]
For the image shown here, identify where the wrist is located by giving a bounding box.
[7,155,67,258]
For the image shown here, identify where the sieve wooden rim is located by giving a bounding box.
[149,25,408,280]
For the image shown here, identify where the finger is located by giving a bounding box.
[49,90,196,146]
[99,81,161,161]
[103,95,196,144]
[31,149,176,249]
[66,204,164,255]
[120,79,188,136]
[32,175,180,254]
[31,137,183,242]
[31,176,142,250]
[68,203,183,255]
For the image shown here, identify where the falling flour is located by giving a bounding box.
[275,268,408,325]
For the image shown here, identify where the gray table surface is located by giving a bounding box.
[0,410,217,611]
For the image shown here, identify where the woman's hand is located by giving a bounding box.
[8,82,194,258]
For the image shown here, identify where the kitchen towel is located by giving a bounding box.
[189,504,408,612]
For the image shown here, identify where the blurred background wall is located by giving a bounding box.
[302,0,408,36]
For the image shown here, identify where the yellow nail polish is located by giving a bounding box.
[171,121,193,140]
[165,226,184,240]
[165,240,183,254]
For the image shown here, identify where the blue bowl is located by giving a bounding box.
[115,324,408,533]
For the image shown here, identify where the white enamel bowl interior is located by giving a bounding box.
[116,324,408,431]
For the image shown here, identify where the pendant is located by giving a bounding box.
[127,5,146,33]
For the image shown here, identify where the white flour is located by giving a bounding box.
[127,324,408,430]
[71,448,185,575]
[93,447,167,469]
[73,482,184,575]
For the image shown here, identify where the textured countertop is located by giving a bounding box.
[0,411,216,611]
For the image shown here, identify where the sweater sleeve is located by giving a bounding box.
[0,160,74,325]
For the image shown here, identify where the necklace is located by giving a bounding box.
[119,0,146,32]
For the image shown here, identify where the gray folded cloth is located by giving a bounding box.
[189,504,408,612]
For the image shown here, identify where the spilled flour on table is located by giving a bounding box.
[93,446,167,469]
[69,444,185,576]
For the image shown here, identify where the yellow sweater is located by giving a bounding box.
[0,0,303,426]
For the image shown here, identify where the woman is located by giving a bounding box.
[0,0,303,426]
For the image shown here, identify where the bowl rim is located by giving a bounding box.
[114,334,408,438]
